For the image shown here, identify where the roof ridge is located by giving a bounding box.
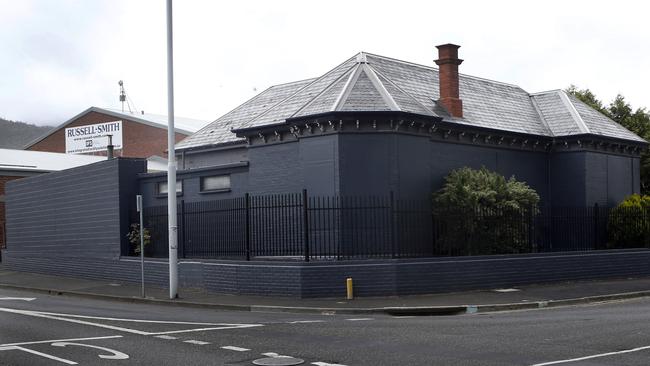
[556,90,590,134]
[369,64,437,116]
[176,85,289,147]
[529,89,564,96]
[246,56,358,126]
[291,65,358,117]
[364,52,523,89]
[270,77,318,88]
[361,64,400,111]
[529,95,556,137]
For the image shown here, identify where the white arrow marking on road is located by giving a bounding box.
[0,335,123,348]
[312,362,349,366]
[0,297,36,301]
[50,342,129,360]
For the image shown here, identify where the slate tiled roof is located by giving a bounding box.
[531,91,645,142]
[176,52,646,150]
[176,79,315,149]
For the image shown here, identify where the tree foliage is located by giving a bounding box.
[433,166,540,211]
[566,85,650,195]
[432,167,540,255]
[607,194,650,248]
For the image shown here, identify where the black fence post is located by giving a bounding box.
[389,191,396,259]
[593,203,599,250]
[528,204,535,253]
[245,193,251,261]
[179,199,186,259]
[302,189,310,262]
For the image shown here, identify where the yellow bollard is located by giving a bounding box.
[346,278,353,300]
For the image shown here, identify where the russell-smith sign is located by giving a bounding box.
[65,121,123,154]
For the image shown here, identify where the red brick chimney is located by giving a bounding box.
[435,43,463,118]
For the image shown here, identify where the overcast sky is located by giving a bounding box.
[0,0,648,126]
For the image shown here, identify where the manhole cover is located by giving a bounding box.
[252,357,304,365]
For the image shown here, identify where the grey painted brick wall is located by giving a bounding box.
[6,249,649,298]
[139,164,249,208]
[5,158,146,259]
[181,145,248,170]
[339,133,550,202]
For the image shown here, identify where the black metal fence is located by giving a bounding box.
[129,192,650,261]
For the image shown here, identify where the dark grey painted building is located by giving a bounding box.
[157,44,645,208]
[4,44,647,298]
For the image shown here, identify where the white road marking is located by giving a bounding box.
[262,352,293,358]
[29,310,237,325]
[154,335,178,340]
[0,345,77,365]
[0,335,123,348]
[151,324,262,335]
[345,318,373,321]
[312,362,348,366]
[0,307,150,335]
[221,346,250,352]
[287,320,325,324]
[50,342,129,360]
[0,297,36,301]
[0,306,263,336]
[183,340,210,345]
[530,345,650,365]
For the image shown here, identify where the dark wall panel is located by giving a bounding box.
[247,142,303,194]
[607,154,633,206]
[181,146,248,170]
[339,134,395,196]
[550,152,586,206]
[299,135,339,196]
[5,158,146,259]
[140,165,249,207]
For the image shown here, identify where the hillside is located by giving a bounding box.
[0,118,53,149]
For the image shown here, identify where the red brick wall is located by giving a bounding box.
[0,175,25,249]
[28,111,189,158]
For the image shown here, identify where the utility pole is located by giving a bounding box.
[166,0,178,299]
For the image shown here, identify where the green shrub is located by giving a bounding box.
[126,223,151,255]
[608,194,650,248]
[433,167,540,255]
[433,166,540,210]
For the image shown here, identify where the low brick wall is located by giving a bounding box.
[3,249,650,298]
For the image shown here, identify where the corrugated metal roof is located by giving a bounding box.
[177,52,646,150]
[0,148,105,173]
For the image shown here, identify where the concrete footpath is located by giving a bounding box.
[1,268,650,315]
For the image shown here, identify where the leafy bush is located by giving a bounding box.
[126,223,151,255]
[432,167,540,255]
[608,194,650,248]
[433,166,540,210]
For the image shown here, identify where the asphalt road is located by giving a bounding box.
[1,288,650,365]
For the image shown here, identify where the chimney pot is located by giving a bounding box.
[435,43,463,118]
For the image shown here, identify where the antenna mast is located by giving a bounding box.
[118,80,127,112]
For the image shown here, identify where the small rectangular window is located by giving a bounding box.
[158,180,182,195]
[200,175,231,192]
